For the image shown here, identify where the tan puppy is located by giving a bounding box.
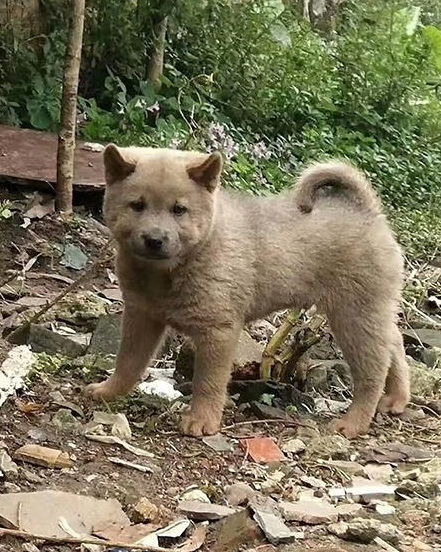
[86,145,410,438]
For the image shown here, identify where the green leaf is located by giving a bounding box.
[423,26,441,71]
[270,22,291,48]
[27,101,52,130]
[405,6,420,36]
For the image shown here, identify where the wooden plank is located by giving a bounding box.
[0,125,106,192]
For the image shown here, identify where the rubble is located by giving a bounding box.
[225,482,256,506]
[240,437,286,463]
[178,500,235,521]
[328,518,404,545]
[280,499,338,524]
[249,496,303,545]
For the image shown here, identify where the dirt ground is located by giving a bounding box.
[0,185,441,552]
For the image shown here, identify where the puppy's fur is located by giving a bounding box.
[86,145,410,438]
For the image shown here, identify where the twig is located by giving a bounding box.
[0,528,173,551]
[222,418,314,431]
[402,298,441,329]
[8,239,115,344]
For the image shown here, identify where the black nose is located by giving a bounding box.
[144,236,163,251]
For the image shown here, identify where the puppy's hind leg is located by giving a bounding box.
[377,325,410,415]
[326,302,393,439]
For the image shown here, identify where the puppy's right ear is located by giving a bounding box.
[103,144,136,185]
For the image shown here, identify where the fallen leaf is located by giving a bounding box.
[93,521,160,543]
[15,399,46,415]
[24,195,55,220]
[85,433,155,458]
[100,288,123,302]
[60,244,88,271]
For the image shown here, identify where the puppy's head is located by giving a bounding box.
[103,145,223,268]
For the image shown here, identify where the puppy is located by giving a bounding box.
[86,145,410,438]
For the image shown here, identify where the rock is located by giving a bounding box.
[304,360,352,394]
[305,435,351,460]
[300,475,326,489]
[212,509,263,552]
[249,402,291,421]
[408,356,441,396]
[88,314,121,355]
[363,463,394,483]
[176,331,263,382]
[27,324,89,357]
[403,328,441,349]
[374,501,396,515]
[22,544,40,552]
[4,482,20,493]
[335,503,364,521]
[324,460,364,477]
[178,501,235,521]
[396,478,440,499]
[53,291,107,328]
[422,347,441,369]
[202,434,234,453]
[0,490,129,537]
[0,451,18,477]
[225,483,256,507]
[250,496,301,545]
[281,438,306,455]
[328,518,403,545]
[131,497,159,523]
[280,499,338,525]
[51,409,82,432]
[247,319,277,343]
[180,488,210,504]
[26,429,48,443]
[400,509,431,526]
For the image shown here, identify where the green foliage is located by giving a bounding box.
[0,0,440,258]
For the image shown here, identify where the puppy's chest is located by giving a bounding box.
[123,272,220,332]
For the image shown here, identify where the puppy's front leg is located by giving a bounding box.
[86,307,165,401]
[182,326,240,437]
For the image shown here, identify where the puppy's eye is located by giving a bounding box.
[172,203,188,216]
[129,200,145,212]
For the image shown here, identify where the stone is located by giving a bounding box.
[247,319,277,343]
[131,497,159,523]
[88,314,121,355]
[180,488,210,504]
[202,434,234,453]
[249,496,301,545]
[22,544,40,552]
[374,501,396,515]
[335,503,364,521]
[305,435,351,460]
[53,291,107,328]
[402,328,441,349]
[212,509,263,552]
[280,499,338,525]
[396,477,440,499]
[399,509,431,526]
[4,482,20,493]
[304,360,352,394]
[363,463,394,483]
[178,501,235,521]
[422,347,441,369]
[328,517,403,545]
[281,438,306,455]
[0,451,18,477]
[51,409,82,432]
[300,475,326,489]
[240,437,285,463]
[225,482,256,507]
[27,324,88,357]
[324,460,364,477]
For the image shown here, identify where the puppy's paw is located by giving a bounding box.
[377,392,409,415]
[181,409,221,437]
[329,415,370,439]
[84,380,121,402]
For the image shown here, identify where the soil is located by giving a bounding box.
[0,186,440,552]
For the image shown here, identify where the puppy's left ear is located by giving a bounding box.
[187,151,223,192]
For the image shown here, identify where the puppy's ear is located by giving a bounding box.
[103,144,136,185]
[187,151,223,192]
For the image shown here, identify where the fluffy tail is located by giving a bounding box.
[294,161,382,214]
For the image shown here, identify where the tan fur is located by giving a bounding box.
[86,145,410,439]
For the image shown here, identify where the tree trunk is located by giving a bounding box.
[147,16,168,89]
[56,0,86,214]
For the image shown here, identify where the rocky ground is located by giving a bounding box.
[0,188,440,552]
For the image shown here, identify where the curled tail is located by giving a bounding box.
[294,161,382,214]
